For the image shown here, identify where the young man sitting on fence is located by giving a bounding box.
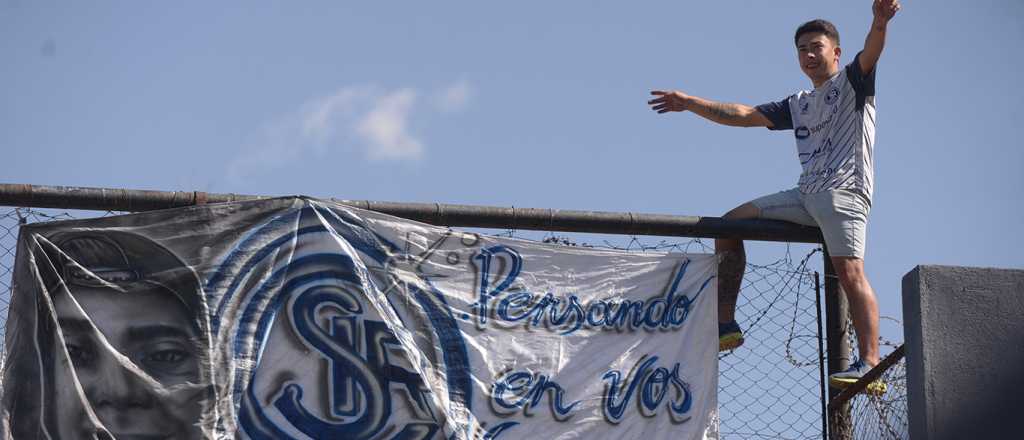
[647,0,900,394]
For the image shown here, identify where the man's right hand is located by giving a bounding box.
[647,91,771,127]
[648,90,691,114]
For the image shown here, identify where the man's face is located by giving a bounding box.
[53,283,205,439]
[796,32,841,84]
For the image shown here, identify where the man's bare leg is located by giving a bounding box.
[831,256,880,366]
[716,203,759,330]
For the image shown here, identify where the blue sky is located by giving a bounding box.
[3,1,1023,346]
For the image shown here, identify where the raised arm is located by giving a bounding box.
[860,0,901,74]
[648,90,773,128]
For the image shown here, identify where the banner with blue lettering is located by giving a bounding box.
[2,197,719,439]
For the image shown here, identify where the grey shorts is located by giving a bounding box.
[750,188,871,258]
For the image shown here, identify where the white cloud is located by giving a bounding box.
[356,88,423,160]
[435,79,473,113]
[226,80,473,182]
[300,85,372,152]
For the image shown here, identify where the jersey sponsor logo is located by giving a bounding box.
[799,138,834,165]
[795,108,837,141]
[824,87,840,105]
[808,112,835,135]
[799,166,838,182]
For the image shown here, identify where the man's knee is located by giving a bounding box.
[723,202,761,220]
[832,256,863,275]
[716,203,759,253]
[832,257,870,289]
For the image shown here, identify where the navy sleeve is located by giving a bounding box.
[755,97,793,131]
[845,51,876,111]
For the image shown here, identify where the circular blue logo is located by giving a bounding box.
[825,87,840,105]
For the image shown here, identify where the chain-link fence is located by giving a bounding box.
[827,334,908,440]
[1,208,78,364]
[520,233,827,439]
[848,356,908,439]
[1,206,905,439]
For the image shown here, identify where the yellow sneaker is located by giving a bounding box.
[829,359,888,396]
[718,321,745,352]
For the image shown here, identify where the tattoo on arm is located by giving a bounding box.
[688,96,755,126]
[708,102,743,123]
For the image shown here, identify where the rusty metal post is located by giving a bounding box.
[814,272,829,440]
[823,249,853,439]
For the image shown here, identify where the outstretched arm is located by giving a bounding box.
[860,0,901,74]
[648,90,773,128]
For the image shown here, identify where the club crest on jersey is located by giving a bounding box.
[800,101,810,115]
[824,87,840,105]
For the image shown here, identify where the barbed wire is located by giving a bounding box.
[492,230,909,439]
[503,230,826,438]
[831,354,909,440]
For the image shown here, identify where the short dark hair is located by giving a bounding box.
[795,19,840,46]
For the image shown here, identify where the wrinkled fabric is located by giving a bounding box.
[1,197,718,440]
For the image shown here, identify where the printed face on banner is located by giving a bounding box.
[2,198,719,440]
[37,233,210,439]
[52,284,202,437]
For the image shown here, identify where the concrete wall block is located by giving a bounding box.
[902,265,1024,440]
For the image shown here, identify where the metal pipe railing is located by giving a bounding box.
[1,181,849,434]
[0,183,824,243]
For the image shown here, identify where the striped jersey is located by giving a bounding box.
[756,52,877,199]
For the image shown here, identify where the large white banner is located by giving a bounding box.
[2,197,718,439]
